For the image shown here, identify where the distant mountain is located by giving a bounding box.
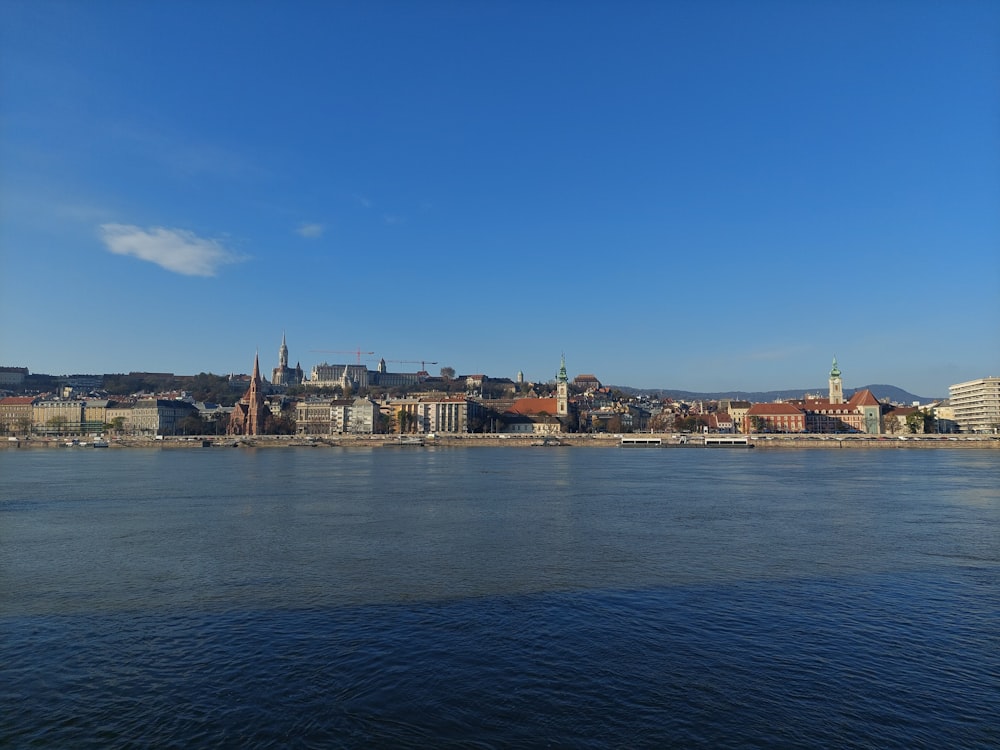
[612,384,942,405]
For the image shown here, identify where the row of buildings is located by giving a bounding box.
[221,354,998,437]
[0,395,205,437]
[3,348,999,436]
[227,352,572,437]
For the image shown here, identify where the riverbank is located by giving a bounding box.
[3,433,998,449]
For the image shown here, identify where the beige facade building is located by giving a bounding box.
[33,399,85,434]
[296,399,335,434]
[933,401,958,433]
[722,400,751,433]
[0,396,36,434]
[132,399,198,436]
[83,400,111,434]
[106,402,135,433]
[949,377,1000,434]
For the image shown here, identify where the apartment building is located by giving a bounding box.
[385,396,481,434]
[949,377,1000,434]
[132,399,198,436]
[295,397,380,434]
[0,396,35,434]
[33,398,85,434]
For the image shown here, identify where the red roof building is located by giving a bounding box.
[744,402,807,433]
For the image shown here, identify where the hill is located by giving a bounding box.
[612,384,942,405]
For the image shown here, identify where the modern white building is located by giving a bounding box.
[948,377,1000,434]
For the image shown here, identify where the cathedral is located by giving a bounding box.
[271,332,304,388]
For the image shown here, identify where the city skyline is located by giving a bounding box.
[2,1,998,395]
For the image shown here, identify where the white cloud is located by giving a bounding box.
[296,222,325,238]
[99,223,245,277]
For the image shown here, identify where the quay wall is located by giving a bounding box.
[3,434,998,450]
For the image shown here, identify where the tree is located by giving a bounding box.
[178,413,206,435]
[467,413,486,433]
[749,415,767,434]
[883,414,900,434]
[397,409,420,434]
[440,366,455,381]
[905,410,933,434]
[109,416,127,434]
[264,413,295,435]
[187,372,238,406]
[46,416,69,435]
[649,412,673,433]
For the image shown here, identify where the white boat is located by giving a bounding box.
[621,436,661,446]
[92,438,110,448]
[384,435,425,446]
[704,436,754,448]
[532,436,564,446]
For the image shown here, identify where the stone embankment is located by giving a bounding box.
[3,434,998,449]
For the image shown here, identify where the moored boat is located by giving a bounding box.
[704,436,754,448]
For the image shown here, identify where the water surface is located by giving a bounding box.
[2,447,998,747]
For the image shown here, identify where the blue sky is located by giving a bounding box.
[2,0,997,397]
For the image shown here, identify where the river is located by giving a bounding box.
[2,446,998,747]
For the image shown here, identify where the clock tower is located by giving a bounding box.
[829,357,844,404]
[556,355,569,417]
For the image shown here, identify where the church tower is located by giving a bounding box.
[272,331,303,387]
[829,356,844,405]
[278,331,289,369]
[246,353,266,434]
[556,355,569,417]
[229,353,268,435]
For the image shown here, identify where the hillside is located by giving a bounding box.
[613,384,941,405]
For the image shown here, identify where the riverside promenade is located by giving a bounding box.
[4,434,998,450]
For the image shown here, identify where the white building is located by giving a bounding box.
[295,397,380,434]
[384,396,481,434]
[948,377,1000,434]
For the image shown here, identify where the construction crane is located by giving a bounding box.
[309,348,375,365]
[385,359,438,372]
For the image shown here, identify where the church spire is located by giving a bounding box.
[556,354,569,417]
[279,331,289,368]
[829,355,844,404]
[228,352,268,436]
